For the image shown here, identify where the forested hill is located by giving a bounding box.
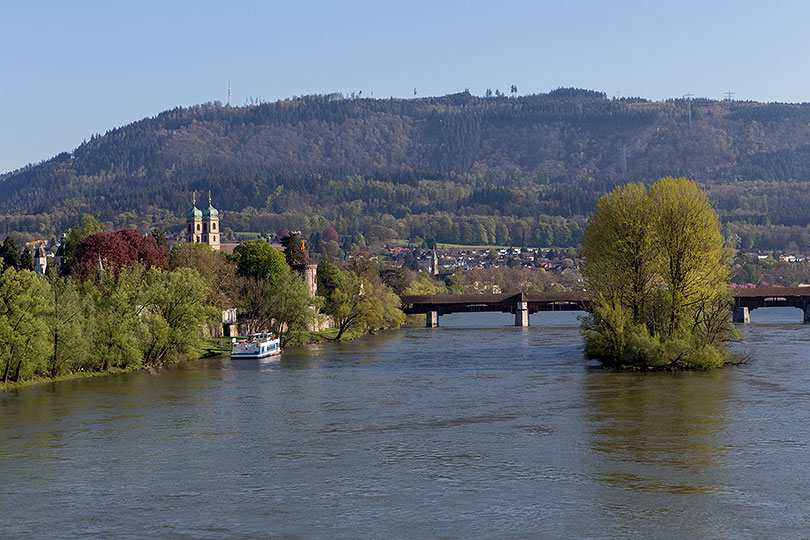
[6,88,810,251]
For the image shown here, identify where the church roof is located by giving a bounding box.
[202,204,219,218]
[186,205,202,219]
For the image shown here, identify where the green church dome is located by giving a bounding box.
[203,204,219,218]
[186,205,202,219]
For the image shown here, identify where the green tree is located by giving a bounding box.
[0,267,51,382]
[280,232,309,266]
[648,177,729,338]
[88,267,147,371]
[444,273,465,294]
[238,277,275,335]
[0,236,19,269]
[317,261,346,316]
[19,247,34,271]
[139,267,218,365]
[231,240,287,288]
[237,267,318,344]
[151,228,169,252]
[329,272,375,340]
[265,265,320,345]
[742,263,761,285]
[63,215,103,262]
[45,273,91,377]
[170,242,239,309]
[581,177,733,370]
[581,182,656,321]
[403,273,443,295]
[328,271,404,340]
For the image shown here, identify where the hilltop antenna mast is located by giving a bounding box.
[683,93,695,127]
[227,80,232,107]
[724,90,736,102]
[621,145,628,172]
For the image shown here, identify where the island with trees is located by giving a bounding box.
[581,177,736,369]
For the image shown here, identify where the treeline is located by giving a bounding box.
[0,220,407,385]
[0,265,216,383]
[9,90,810,251]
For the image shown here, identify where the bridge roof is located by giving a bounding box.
[731,287,810,298]
[400,292,590,306]
[400,287,810,306]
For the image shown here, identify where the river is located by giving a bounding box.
[1,309,809,539]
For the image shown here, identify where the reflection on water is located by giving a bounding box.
[1,311,810,538]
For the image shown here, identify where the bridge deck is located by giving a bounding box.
[400,292,591,315]
[400,288,810,314]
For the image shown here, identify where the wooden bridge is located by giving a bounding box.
[730,287,810,323]
[400,287,810,327]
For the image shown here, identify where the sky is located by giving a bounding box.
[2,0,810,174]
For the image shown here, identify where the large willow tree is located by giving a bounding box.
[581,177,735,369]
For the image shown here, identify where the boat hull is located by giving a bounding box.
[231,335,281,359]
[231,349,281,359]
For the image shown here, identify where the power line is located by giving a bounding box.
[724,90,736,102]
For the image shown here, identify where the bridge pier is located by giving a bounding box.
[733,306,750,324]
[804,305,810,323]
[515,302,529,327]
[426,310,439,328]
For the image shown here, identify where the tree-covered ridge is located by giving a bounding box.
[7,89,810,249]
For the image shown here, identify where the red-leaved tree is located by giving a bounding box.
[71,230,169,279]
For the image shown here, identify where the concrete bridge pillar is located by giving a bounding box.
[733,306,750,324]
[426,310,439,328]
[515,302,529,327]
[804,305,810,323]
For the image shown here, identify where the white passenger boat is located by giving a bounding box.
[231,333,281,359]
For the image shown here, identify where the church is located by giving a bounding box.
[186,192,220,250]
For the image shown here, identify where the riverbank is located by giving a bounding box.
[2,326,385,392]
[0,368,130,392]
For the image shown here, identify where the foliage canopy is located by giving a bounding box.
[581,177,734,369]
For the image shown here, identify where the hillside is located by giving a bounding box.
[5,88,810,250]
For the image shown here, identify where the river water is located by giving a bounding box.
[1,309,809,539]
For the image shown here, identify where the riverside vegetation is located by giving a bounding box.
[0,220,405,388]
[581,177,736,370]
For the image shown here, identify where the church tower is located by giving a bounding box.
[202,191,220,250]
[185,191,220,250]
[186,192,203,244]
[34,244,47,275]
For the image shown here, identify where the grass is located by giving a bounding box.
[200,337,234,357]
[0,368,128,392]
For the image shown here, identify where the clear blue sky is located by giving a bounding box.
[2,0,809,174]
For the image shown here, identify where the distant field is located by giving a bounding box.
[437,242,514,250]
[388,239,523,250]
